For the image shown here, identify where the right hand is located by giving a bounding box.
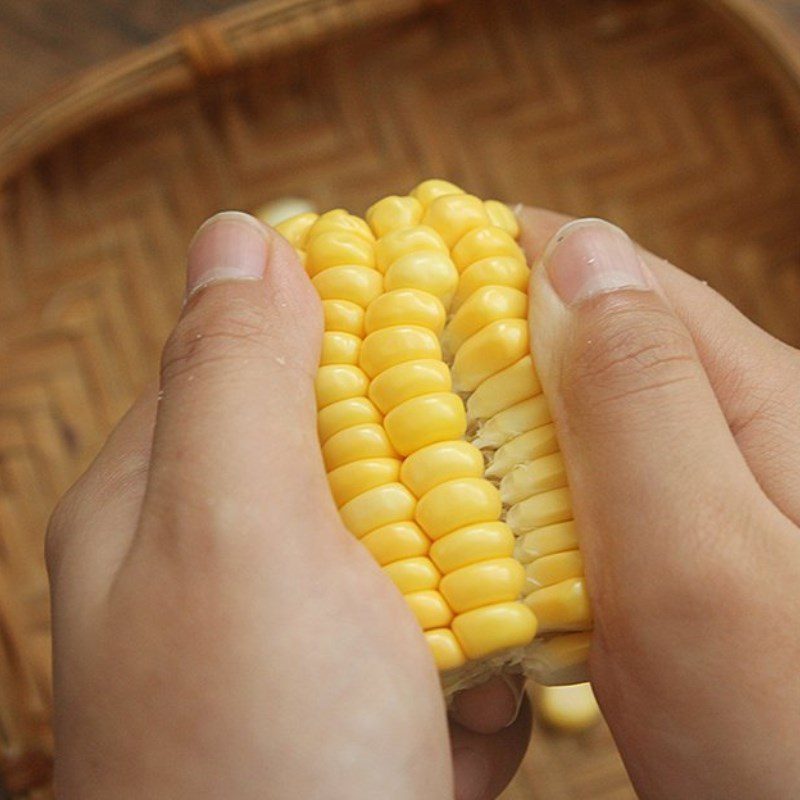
[520,209,800,800]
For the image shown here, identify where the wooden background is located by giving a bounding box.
[1,1,800,798]
[1,0,800,122]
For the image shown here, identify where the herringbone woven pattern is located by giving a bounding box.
[1,0,799,795]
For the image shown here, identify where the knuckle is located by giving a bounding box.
[565,300,699,407]
[161,298,274,384]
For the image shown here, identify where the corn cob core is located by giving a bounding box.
[273,180,592,692]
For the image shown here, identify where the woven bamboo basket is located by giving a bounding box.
[2,0,800,796]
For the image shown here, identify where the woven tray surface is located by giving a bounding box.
[2,0,800,795]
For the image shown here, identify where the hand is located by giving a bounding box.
[46,212,529,800]
[49,204,800,800]
[519,208,800,799]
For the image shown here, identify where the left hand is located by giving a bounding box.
[46,211,530,800]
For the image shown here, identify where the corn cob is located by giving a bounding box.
[271,180,592,694]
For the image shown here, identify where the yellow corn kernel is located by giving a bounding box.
[322,423,396,471]
[326,458,401,507]
[315,364,369,409]
[375,226,448,272]
[405,590,454,629]
[525,550,584,592]
[258,199,316,228]
[416,477,501,540]
[440,558,525,613]
[365,288,446,335]
[527,632,592,686]
[466,356,541,423]
[323,299,365,336]
[369,360,451,415]
[320,331,361,366]
[339,482,417,538]
[535,683,601,732]
[442,286,527,357]
[430,521,515,574]
[525,577,592,633]
[452,602,538,660]
[317,397,381,443]
[472,397,551,450]
[451,256,530,312]
[361,521,430,566]
[366,195,424,237]
[384,393,466,457]
[307,209,374,243]
[383,250,459,305]
[500,452,567,505]
[484,200,520,238]
[411,179,464,207]
[383,556,440,593]
[305,230,376,276]
[451,225,524,271]
[360,325,441,379]
[484,423,558,478]
[515,521,578,564]
[506,487,572,532]
[421,194,489,248]
[425,628,467,671]
[312,265,383,308]
[400,440,484,498]
[299,184,592,678]
[274,211,318,249]
[451,319,529,393]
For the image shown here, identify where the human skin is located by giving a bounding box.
[519,208,800,799]
[46,207,800,799]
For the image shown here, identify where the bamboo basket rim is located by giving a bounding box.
[0,0,446,187]
[0,0,800,190]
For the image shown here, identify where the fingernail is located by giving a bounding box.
[453,748,491,800]
[543,218,651,306]
[185,211,269,301]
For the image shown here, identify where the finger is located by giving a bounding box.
[518,206,800,524]
[450,675,525,734]
[47,382,157,594]
[450,696,532,800]
[516,206,572,261]
[139,212,334,555]
[529,219,773,622]
[637,254,800,525]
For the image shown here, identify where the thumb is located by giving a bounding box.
[529,219,760,645]
[140,211,331,543]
